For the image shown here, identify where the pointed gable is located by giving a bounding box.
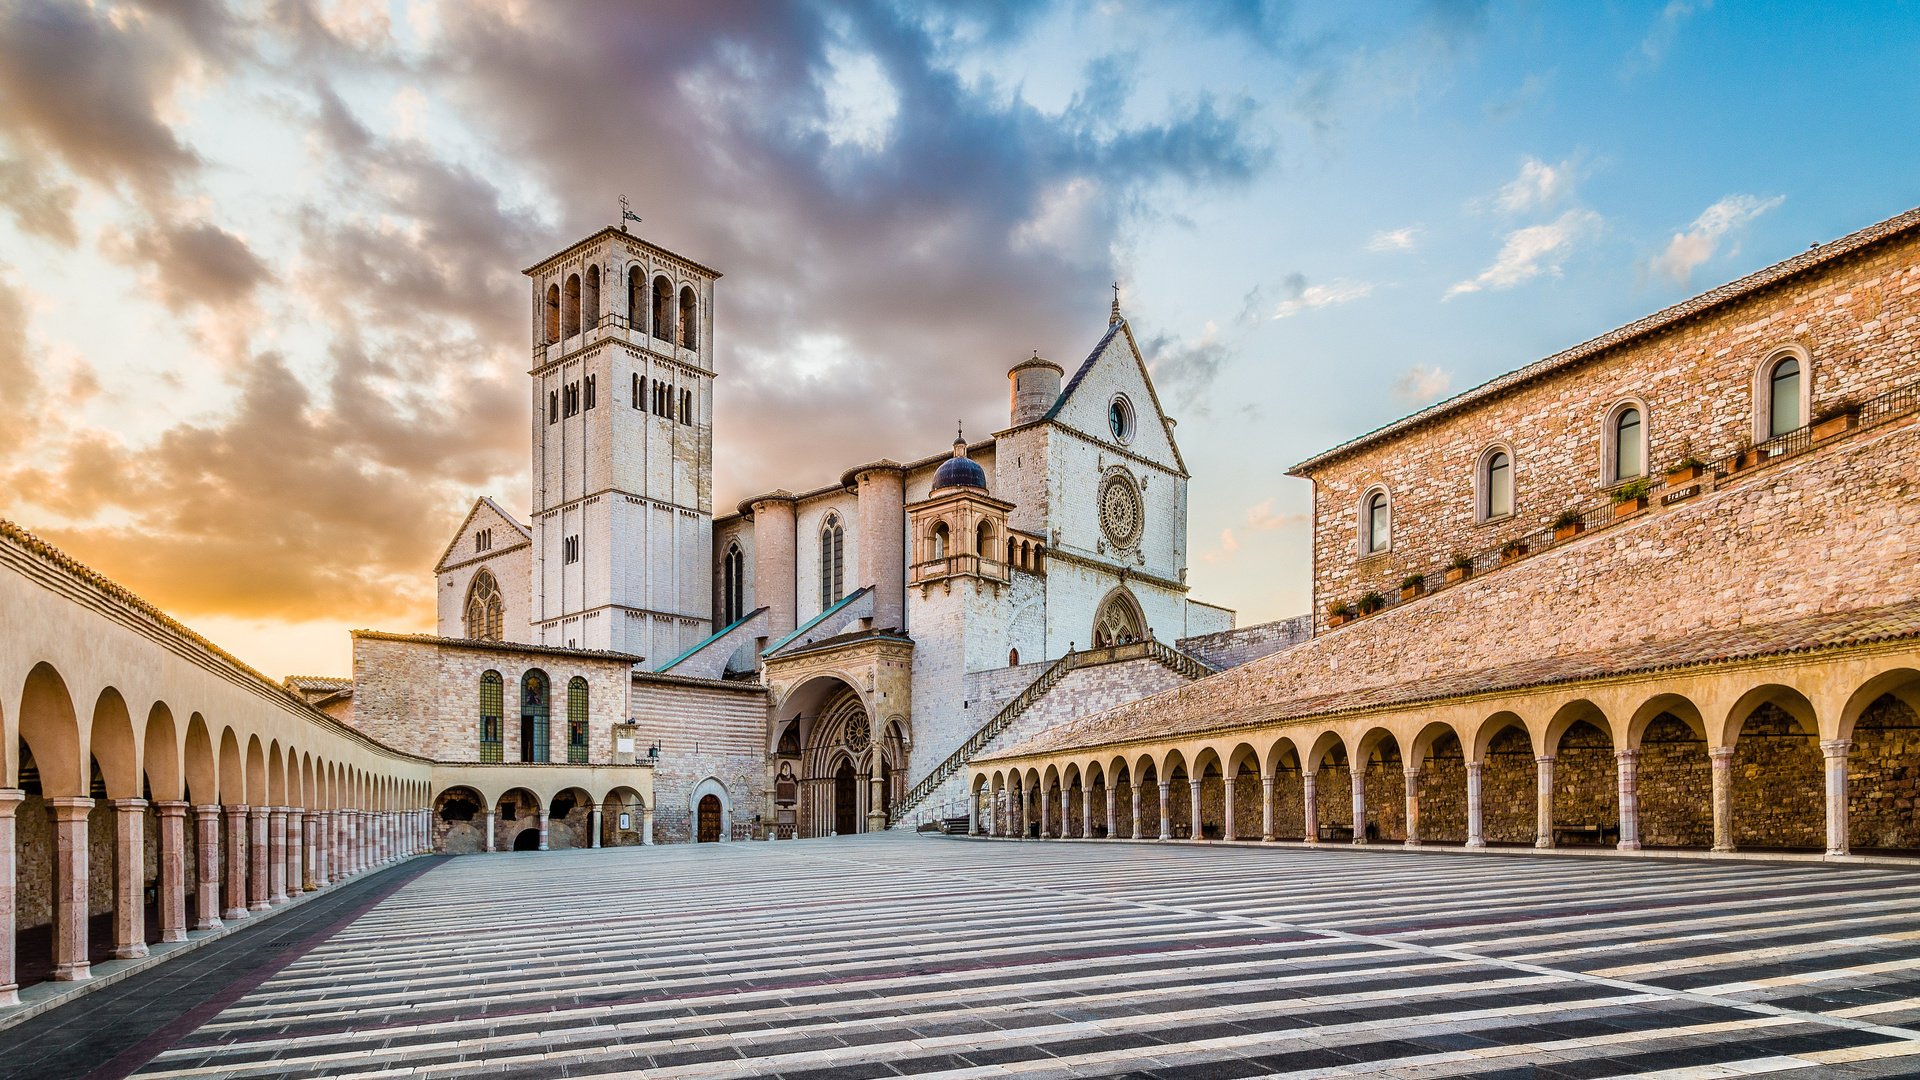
[433,496,532,575]
[1046,320,1187,475]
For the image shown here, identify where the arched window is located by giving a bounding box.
[563,274,581,337]
[652,277,672,342]
[544,284,560,344]
[1360,488,1391,555]
[722,542,746,624]
[1009,648,1020,666]
[1006,537,1018,565]
[520,671,550,763]
[1108,395,1135,444]
[1766,354,1804,437]
[479,671,503,763]
[464,569,504,641]
[679,286,698,349]
[1480,448,1513,520]
[681,388,693,424]
[1093,589,1145,648]
[548,390,559,424]
[930,521,949,561]
[632,371,641,409]
[1604,402,1647,484]
[566,677,589,764]
[583,265,600,331]
[976,520,993,557]
[1021,540,1031,568]
[627,266,645,332]
[819,514,845,609]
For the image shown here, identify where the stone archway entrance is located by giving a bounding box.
[697,794,723,843]
[834,760,858,835]
[511,828,540,851]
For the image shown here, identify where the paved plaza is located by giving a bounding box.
[12,837,1920,1078]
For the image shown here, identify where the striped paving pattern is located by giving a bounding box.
[131,837,1920,1078]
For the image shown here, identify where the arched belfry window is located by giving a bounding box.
[519,670,550,763]
[479,671,504,762]
[652,277,672,342]
[976,520,993,557]
[545,284,560,344]
[1360,487,1391,555]
[464,569,505,641]
[583,265,601,330]
[930,521,950,561]
[679,286,698,350]
[819,514,845,609]
[627,266,645,332]
[1603,401,1648,484]
[563,274,581,338]
[566,677,589,764]
[1757,348,1810,440]
[1479,447,1513,521]
[722,542,746,624]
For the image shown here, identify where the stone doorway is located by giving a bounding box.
[834,761,858,835]
[697,794,723,843]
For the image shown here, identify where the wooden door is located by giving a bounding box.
[697,794,722,843]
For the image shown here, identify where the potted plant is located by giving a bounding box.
[1357,591,1386,616]
[1552,508,1586,543]
[1812,397,1862,441]
[1499,538,1529,565]
[1664,455,1708,485]
[1399,573,1425,601]
[1326,599,1353,627]
[1444,552,1474,584]
[1611,477,1653,517]
[1732,443,1767,472]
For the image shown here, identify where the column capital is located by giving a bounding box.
[1402,766,1423,782]
[0,787,23,815]
[154,799,190,816]
[1534,754,1556,766]
[46,795,96,816]
[1821,739,1853,757]
[1708,745,1737,762]
[1613,748,1640,763]
[109,797,150,812]
[225,803,252,813]
[1464,759,1483,773]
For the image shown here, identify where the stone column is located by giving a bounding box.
[110,798,150,959]
[868,774,887,834]
[1403,768,1423,847]
[1105,785,1118,840]
[1615,750,1642,851]
[1157,781,1172,840]
[1190,778,1204,841]
[1465,762,1485,848]
[248,806,271,910]
[1302,773,1318,845]
[268,807,289,904]
[1350,767,1367,845]
[1061,788,1071,839]
[535,808,550,850]
[1709,746,1736,852]
[968,792,981,836]
[301,810,320,890]
[1014,789,1026,838]
[483,810,496,852]
[1822,739,1852,856]
[310,811,329,887]
[286,809,304,897]
[1260,775,1275,842]
[641,806,654,845]
[1038,788,1051,840]
[1223,775,1237,841]
[340,810,355,875]
[591,805,603,848]
[1129,785,1142,839]
[223,805,250,920]
[0,790,23,1005]
[155,802,188,943]
[1081,785,1093,839]
[1533,755,1556,849]
[192,805,222,928]
[48,796,95,980]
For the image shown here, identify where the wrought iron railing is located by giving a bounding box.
[1328,376,1920,627]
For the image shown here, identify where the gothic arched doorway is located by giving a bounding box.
[1092,588,1146,648]
[697,794,723,843]
[834,760,858,835]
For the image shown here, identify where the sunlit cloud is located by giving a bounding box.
[1392,363,1453,406]
[1494,155,1575,214]
[1447,208,1601,297]
[1367,226,1420,252]
[1650,193,1783,283]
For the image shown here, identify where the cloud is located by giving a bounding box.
[0,152,78,245]
[1494,155,1574,214]
[1258,274,1374,320]
[0,276,37,453]
[1392,363,1453,406]
[1637,0,1710,70]
[1200,526,1238,564]
[1367,227,1419,253]
[110,221,275,313]
[1245,498,1308,532]
[1650,193,1784,284]
[1143,321,1233,412]
[1446,209,1601,297]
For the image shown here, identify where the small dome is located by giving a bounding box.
[931,430,987,492]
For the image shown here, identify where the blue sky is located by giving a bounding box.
[0,0,1916,677]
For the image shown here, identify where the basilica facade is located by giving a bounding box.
[377,225,1240,844]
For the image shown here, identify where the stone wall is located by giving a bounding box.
[1637,714,1713,848]
[629,674,767,843]
[1178,616,1312,671]
[1731,703,1824,850]
[1849,693,1920,850]
[1302,225,1920,626]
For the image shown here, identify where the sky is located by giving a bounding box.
[1,0,1917,680]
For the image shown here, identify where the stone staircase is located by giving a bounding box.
[892,640,1214,828]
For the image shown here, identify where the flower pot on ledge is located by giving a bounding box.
[1732,448,1764,473]
[1400,583,1424,602]
[1553,521,1586,543]
[1327,611,1351,628]
[1445,566,1471,584]
[1665,464,1705,485]
[1812,412,1860,441]
[1499,544,1529,565]
[1613,495,1649,518]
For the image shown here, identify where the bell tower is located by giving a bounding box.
[523,223,722,660]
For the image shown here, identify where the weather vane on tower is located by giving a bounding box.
[619,195,643,233]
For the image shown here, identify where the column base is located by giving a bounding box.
[271,892,289,905]
[0,985,17,1008]
[111,943,149,961]
[52,963,91,982]
[1711,843,1735,853]
[222,907,249,921]
[194,915,222,931]
[1403,839,1422,847]
[1261,833,1275,842]
[1535,838,1554,849]
[248,900,270,912]
[1617,840,1642,851]
[1352,837,1368,846]
[162,928,189,944]
[1157,831,1171,841]
[1827,847,1850,857]
[1465,839,1486,848]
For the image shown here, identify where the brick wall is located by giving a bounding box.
[1302,227,1920,627]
